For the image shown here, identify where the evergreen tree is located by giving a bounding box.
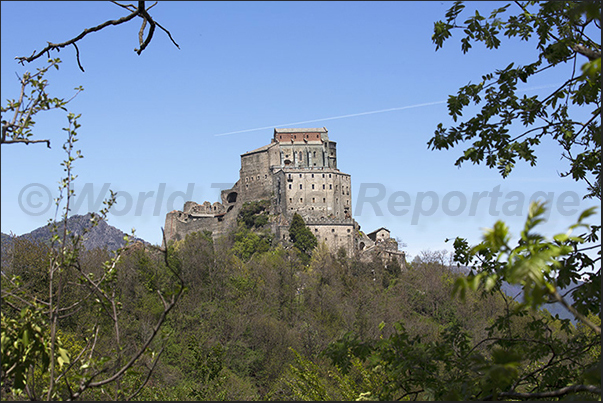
[288,214,317,264]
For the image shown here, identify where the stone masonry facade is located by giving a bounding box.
[164,128,405,263]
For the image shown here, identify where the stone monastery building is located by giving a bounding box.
[164,128,404,263]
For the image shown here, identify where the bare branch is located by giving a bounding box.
[138,13,147,47]
[135,2,156,55]
[16,9,140,67]
[71,229,184,397]
[110,1,137,12]
[73,42,84,72]
[81,291,180,390]
[550,288,601,334]
[571,43,602,61]
[15,1,179,69]
[1,138,51,148]
[125,346,165,401]
[156,20,180,50]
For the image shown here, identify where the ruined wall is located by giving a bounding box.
[183,200,226,215]
[164,200,242,245]
[164,210,225,243]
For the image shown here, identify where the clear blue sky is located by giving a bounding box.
[1,1,598,260]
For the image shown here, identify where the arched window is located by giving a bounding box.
[226,192,238,203]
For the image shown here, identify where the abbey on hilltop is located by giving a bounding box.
[164,127,405,264]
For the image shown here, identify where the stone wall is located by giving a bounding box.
[280,169,351,221]
[164,200,242,245]
[274,221,355,256]
[239,145,274,203]
[183,200,226,216]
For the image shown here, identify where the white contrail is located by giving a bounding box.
[214,100,445,137]
[213,83,560,137]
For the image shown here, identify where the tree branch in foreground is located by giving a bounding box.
[485,384,601,400]
[15,1,179,72]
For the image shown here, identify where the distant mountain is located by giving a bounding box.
[452,265,579,324]
[500,281,579,323]
[3,213,148,251]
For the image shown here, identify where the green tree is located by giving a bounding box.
[429,0,600,333]
[430,1,600,199]
[426,1,601,399]
[238,200,271,229]
[288,213,318,264]
[295,2,601,401]
[232,224,272,262]
[1,117,185,400]
[1,3,183,399]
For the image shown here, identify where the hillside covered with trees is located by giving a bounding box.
[5,209,594,400]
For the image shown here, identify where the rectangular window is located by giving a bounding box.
[312,184,315,189]
[300,184,303,189]
[289,184,292,189]
[323,184,325,189]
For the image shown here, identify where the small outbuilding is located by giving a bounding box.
[367,227,391,243]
